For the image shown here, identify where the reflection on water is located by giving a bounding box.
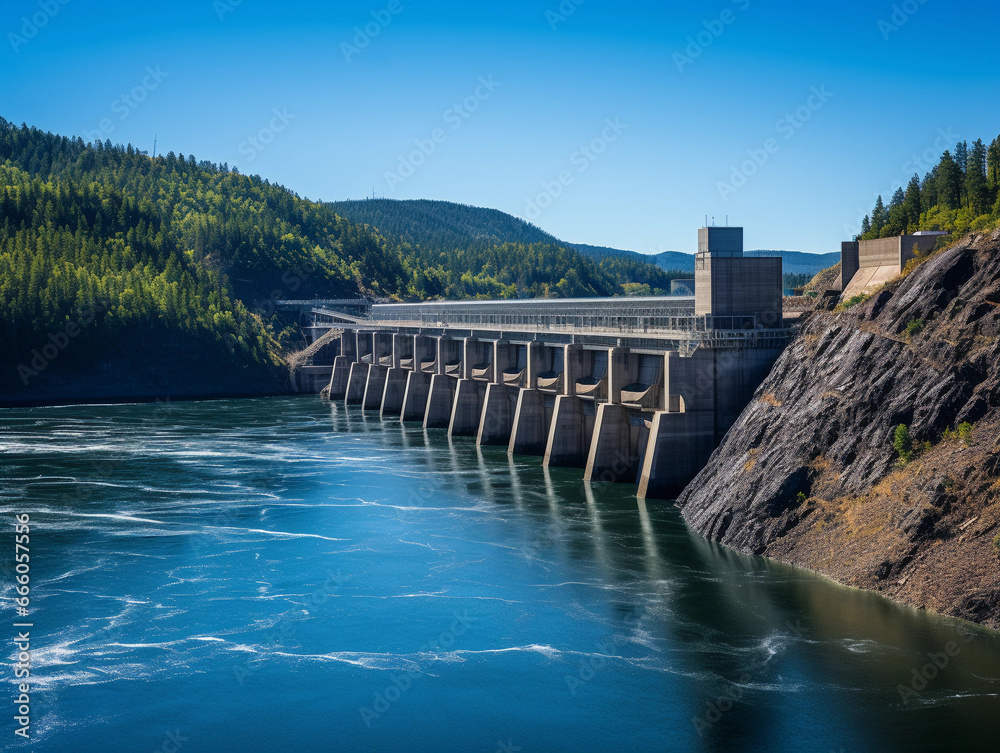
[0,395,998,753]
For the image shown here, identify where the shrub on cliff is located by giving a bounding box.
[894,424,915,465]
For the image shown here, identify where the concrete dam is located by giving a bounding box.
[302,227,791,500]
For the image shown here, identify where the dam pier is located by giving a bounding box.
[305,227,791,499]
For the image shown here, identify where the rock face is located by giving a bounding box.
[677,232,1000,629]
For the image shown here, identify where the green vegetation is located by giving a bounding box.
[859,134,1000,240]
[328,198,560,252]
[894,424,915,465]
[839,294,869,310]
[942,421,975,445]
[993,533,1000,557]
[331,198,691,297]
[0,117,420,392]
[906,318,926,338]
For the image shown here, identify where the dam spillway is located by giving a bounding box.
[298,227,792,500]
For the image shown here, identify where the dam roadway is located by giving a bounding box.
[301,226,791,500]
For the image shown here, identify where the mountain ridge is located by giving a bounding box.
[330,198,839,277]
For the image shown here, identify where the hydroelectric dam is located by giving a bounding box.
[295,227,791,500]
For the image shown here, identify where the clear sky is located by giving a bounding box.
[2,0,997,254]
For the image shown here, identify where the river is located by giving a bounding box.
[2,396,998,752]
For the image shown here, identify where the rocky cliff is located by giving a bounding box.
[677,231,1000,629]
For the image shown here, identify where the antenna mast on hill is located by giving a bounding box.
[152,134,157,159]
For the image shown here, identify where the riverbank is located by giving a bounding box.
[0,345,293,408]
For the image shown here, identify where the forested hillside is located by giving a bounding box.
[332,198,690,297]
[0,119,693,403]
[0,118,422,402]
[329,198,561,251]
[859,134,1000,240]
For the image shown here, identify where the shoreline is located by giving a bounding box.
[0,387,299,410]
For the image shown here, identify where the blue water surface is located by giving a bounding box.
[1,396,998,753]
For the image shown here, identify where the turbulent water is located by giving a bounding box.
[1,396,999,753]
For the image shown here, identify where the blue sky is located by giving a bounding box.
[2,0,997,254]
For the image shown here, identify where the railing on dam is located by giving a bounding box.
[307,296,792,349]
[367,297,700,333]
[365,297,781,338]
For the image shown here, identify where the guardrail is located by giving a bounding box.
[367,297,700,334]
[308,296,793,349]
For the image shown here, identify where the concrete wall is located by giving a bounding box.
[636,411,715,499]
[858,236,901,267]
[297,366,333,393]
[900,234,941,265]
[711,346,786,443]
[543,395,596,467]
[841,241,860,292]
[381,368,408,417]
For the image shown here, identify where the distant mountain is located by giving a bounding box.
[571,244,694,272]
[750,250,841,276]
[574,244,839,278]
[329,199,838,279]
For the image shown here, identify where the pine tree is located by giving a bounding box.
[889,187,905,209]
[921,169,939,208]
[902,175,922,231]
[955,140,969,173]
[987,136,1000,195]
[965,139,989,216]
[936,151,963,210]
[871,195,888,234]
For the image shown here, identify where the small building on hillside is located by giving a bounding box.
[840,231,948,298]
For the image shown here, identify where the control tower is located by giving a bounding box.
[694,227,783,328]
